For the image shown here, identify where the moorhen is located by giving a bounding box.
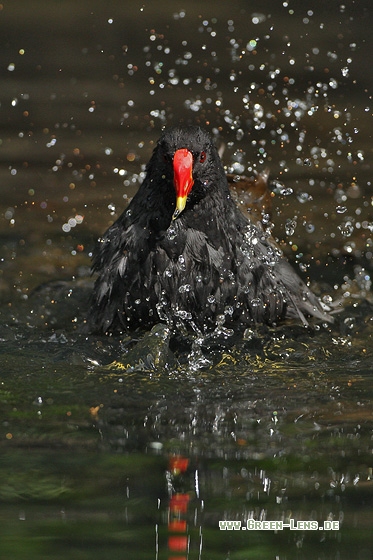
[89,126,331,333]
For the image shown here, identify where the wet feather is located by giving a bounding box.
[89,126,332,333]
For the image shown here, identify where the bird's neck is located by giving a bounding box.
[177,189,237,233]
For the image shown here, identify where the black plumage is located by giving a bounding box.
[89,126,331,333]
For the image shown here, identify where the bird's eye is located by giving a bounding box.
[199,151,207,163]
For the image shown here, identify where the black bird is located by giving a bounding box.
[89,126,331,333]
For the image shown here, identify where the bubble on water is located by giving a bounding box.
[336,205,347,214]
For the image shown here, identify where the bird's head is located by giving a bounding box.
[154,126,225,220]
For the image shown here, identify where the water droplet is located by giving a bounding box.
[297,192,312,203]
[272,181,293,196]
[175,308,193,321]
[328,78,338,89]
[285,218,297,236]
[338,220,354,237]
[178,284,191,293]
[4,208,15,220]
[167,227,177,240]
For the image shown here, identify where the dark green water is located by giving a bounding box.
[1,1,373,558]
